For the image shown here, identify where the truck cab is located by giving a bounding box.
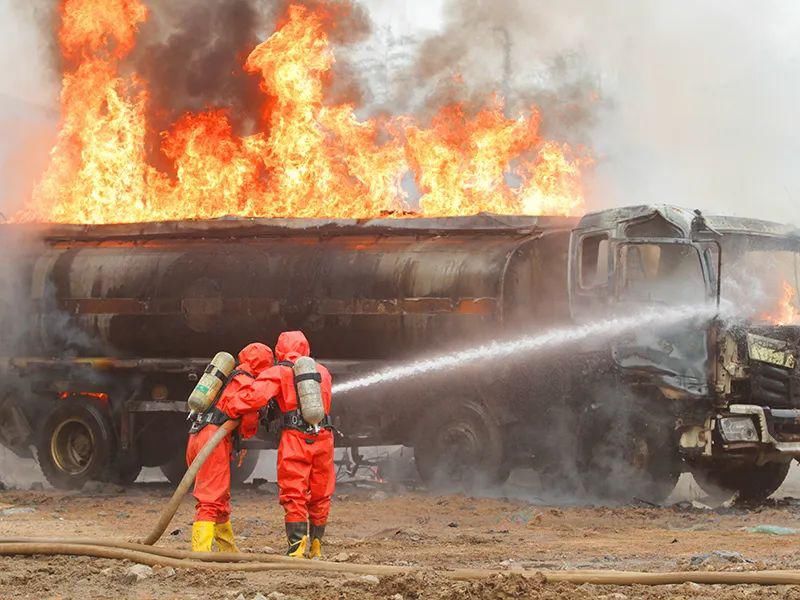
[568,205,800,500]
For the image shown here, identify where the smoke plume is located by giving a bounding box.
[13,0,371,139]
[9,1,800,222]
[374,0,800,222]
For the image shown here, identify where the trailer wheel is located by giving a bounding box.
[159,451,188,486]
[37,400,114,490]
[112,455,143,485]
[578,400,680,503]
[414,401,508,491]
[691,461,790,503]
[160,447,260,487]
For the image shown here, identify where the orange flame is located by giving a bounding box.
[17,2,589,224]
[761,281,800,325]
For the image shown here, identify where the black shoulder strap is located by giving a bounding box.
[229,369,255,380]
[207,368,255,412]
[277,360,294,367]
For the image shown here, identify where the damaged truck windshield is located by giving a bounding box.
[722,235,800,323]
[1,205,799,504]
[618,242,709,305]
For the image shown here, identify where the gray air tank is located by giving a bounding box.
[15,215,577,359]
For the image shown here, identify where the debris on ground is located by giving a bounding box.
[0,507,36,516]
[123,564,153,584]
[2,487,800,598]
[688,550,754,569]
[747,524,797,535]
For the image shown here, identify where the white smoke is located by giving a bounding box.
[0,2,58,216]
[360,0,800,223]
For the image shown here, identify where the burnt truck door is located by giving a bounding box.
[568,228,613,317]
[569,229,719,396]
[611,239,717,396]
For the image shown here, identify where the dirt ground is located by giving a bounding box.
[3,457,800,600]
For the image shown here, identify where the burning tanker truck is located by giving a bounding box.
[0,204,799,502]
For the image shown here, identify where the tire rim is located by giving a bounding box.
[439,423,481,482]
[50,418,95,476]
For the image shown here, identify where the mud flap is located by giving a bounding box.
[0,396,34,458]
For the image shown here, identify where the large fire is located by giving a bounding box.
[762,281,800,326]
[16,0,589,224]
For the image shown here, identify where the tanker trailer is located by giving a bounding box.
[5,206,798,502]
[0,214,578,489]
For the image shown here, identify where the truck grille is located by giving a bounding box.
[750,362,800,409]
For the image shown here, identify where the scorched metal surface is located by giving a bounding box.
[18,214,578,360]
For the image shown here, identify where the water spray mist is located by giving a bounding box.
[333,304,720,395]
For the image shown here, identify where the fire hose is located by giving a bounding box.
[2,421,800,585]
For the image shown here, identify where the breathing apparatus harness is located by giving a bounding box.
[275,359,333,435]
[189,367,255,448]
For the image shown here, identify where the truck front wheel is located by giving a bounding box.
[577,401,680,503]
[37,400,114,490]
[691,461,790,503]
[414,401,508,491]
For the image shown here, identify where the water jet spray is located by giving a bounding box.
[333,304,719,395]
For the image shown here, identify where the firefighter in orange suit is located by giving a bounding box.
[186,342,274,552]
[240,331,334,558]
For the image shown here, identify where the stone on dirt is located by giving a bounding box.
[124,564,153,583]
[690,550,752,567]
[359,575,380,585]
[330,551,353,562]
[0,507,36,516]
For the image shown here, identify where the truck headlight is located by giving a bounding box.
[718,417,759,442]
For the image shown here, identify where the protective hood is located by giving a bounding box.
[237,342,274,375]
[275,331,311,362]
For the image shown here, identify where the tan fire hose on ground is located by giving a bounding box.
[2,420,800,586]
[2,539,800,585]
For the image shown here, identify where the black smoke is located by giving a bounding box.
[132,1,268,138]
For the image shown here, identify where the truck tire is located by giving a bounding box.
[160,447,260,487]
[112,456,143,485]
[691,461,790,503]
[159,451,188,486]
[578,400,680,503]
[414,400,508,491]
[36,400,114,490]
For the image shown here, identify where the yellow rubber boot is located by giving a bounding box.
[214,521,239,553]
[308,538,322,559]
[308,524,325,560]
[191,521,215,552]
[285,522,309,558]
[287,535,308,558]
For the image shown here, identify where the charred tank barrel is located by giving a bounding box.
[14,215,576,359]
